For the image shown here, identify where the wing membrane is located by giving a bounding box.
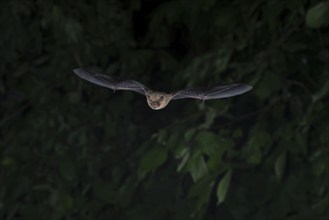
[73,68,148,95]
[172,83,252,100]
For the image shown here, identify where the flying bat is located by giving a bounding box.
[73,68,252,110]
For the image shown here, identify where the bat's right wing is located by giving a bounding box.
[73,68,149,95]
[172,83,252,100]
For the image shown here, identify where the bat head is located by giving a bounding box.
[146,91,172,110]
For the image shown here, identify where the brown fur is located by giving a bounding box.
[146,91,173,110]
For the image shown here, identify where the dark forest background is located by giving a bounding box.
[0,0,328,219]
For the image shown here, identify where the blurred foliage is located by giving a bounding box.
[0,0,328,219]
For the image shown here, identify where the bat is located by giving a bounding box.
[73,68,252,110]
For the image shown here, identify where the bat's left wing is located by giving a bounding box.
[73,68,148,95]
[171,83,252,100]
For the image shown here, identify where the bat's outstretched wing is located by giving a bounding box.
[171,83,252,100]
[73,68,148,95]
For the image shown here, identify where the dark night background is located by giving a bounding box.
[0,0,328,219]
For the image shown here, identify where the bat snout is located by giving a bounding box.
[150,101,160,109]
[147,100,167,110]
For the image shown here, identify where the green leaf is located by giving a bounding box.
[177,148,190,172]
[194,131,219,156]
[216,169,233,205]
[207,139,233,172]
[62,194,73,209]
[199,110,216,129]
[184,128,196,141]
[306,2,329,28]
[188,178,215,217]
[274,151,287,181]
[232,129,243,139]
[187,151,208,182]
[246,130,271,164]
[247,150,262,164]
[251,131,271,148]
[139,147,167,173]
[1,156,15,166]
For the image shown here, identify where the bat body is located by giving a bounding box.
[73,68,252,110]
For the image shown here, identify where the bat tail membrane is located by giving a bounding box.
[206,83,252,99]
